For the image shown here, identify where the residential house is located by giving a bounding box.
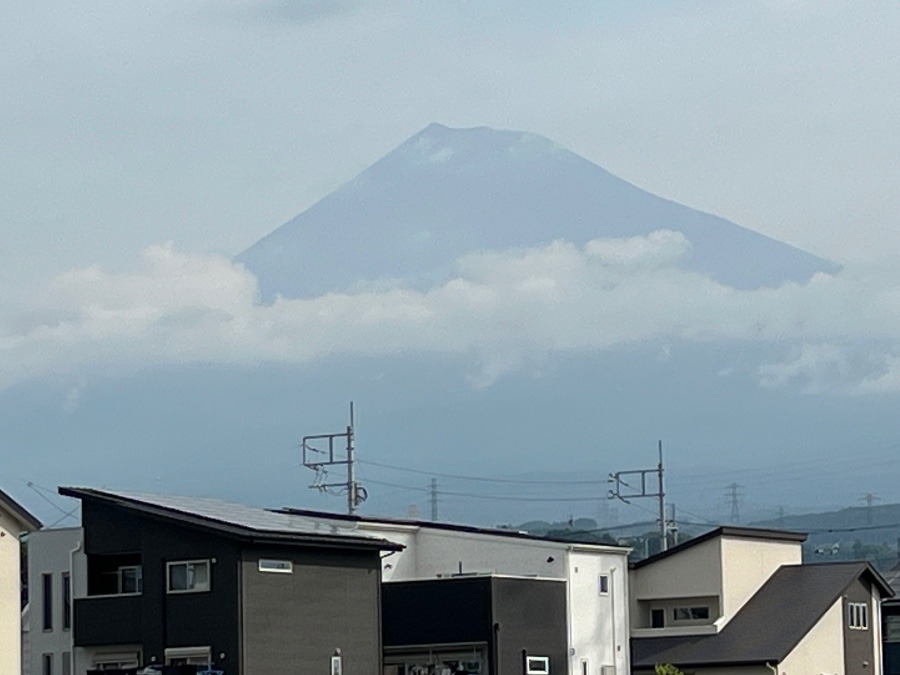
[1,487,42,675]
[22,527,85,675]
[629,526,892,674]
[58,487,401,674]
[280,508,633,675]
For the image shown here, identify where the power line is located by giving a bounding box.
[364,478,607,503]
[358,459,604,486]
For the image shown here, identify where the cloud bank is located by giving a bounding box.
[2,231,898,394]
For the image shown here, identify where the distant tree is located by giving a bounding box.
[655,664,684,675]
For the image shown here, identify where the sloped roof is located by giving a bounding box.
[632,561,893,669]
[631,526,808,570]
[59,487,401,552]
[278,506,630,552]
[0,487,42,532]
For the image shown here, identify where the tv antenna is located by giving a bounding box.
[301,402,367,514]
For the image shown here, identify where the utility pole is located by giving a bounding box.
[609,440,668,552]
[429,478,439,521]
[725,483,743,524]
[301,402,367,514]
[860,493,880,525]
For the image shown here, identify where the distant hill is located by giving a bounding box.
[237,123,837,299]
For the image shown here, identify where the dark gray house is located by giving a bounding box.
[382,575,568,675]
[59,487,402,674]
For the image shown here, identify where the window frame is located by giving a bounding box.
[525,655,551,675]
[848,601,869,630]
[42,653,53,675]
[117,565,143,595]
[62,572,71,630]
[166,559,212,594]
[597,573,610,595]
[42,573,53,631]
[673,606,710,622]
[258,558,293,574]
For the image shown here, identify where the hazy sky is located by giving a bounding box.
[3,0,899,298]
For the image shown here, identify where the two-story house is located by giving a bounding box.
[280,507,633,675]
[629,526,892,675]
[58,487,402,674]
[1,487,41,675]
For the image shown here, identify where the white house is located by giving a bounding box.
[281,508,633,675]
[629,525,892,675]
[1,487,41,675]
[22,527,85,675]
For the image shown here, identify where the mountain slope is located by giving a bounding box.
[237,123,837,299]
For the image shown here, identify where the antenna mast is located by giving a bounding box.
[301,402,367,514]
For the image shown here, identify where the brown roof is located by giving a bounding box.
[632,561,893,669]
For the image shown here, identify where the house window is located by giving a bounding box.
[62,573,71,630]
[598,574,609,595]
[167,560,211,593]
[650,609,664,628]
[42,653,53,675]
[673,606,710,621]
[91,650,141,670]
[331,655,343,675]
[42,574,53,631]
[525,656,550,674]
[848,602,869,630]
[165,646,212,666]
[62,652,71,675]
[258,559,293,574]
[118,566,142,594]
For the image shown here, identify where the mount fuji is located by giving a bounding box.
[237,123,837,299]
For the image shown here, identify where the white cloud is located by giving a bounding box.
[2,233,900,393]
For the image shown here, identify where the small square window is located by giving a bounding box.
[526,656,550,674]
[167,560,211,593]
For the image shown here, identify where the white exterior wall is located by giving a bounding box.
[566,549,628,675]
[719,537,801,625]
[1,509,24,675]
[352,520,630,674]
[23,528,86,675]
[778,598,844,675]
[410,528,567,579]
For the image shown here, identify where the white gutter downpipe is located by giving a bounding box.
[766,661,778,675]
[69,538,82,675]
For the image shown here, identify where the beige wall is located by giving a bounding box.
[779,598,844,675]
[0,512,24,675]
[720,538,801,624]
[630,537,722,628]
[632,537,722,600]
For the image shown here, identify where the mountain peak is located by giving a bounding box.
[237,125,837,299]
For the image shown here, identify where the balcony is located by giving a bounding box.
[74,594,142,646]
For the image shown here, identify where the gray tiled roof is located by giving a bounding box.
[632,562,891,669]
[59,487,401,551]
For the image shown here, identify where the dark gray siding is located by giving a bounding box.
[78,502,242,672]
[843,577,875,675]
[492,577,568,675]
[241,547,382,675]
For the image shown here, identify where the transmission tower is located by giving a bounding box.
[725,483,743,524]
[301,402,367,514]
[429,478,439,521]
[860,493,881,525]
